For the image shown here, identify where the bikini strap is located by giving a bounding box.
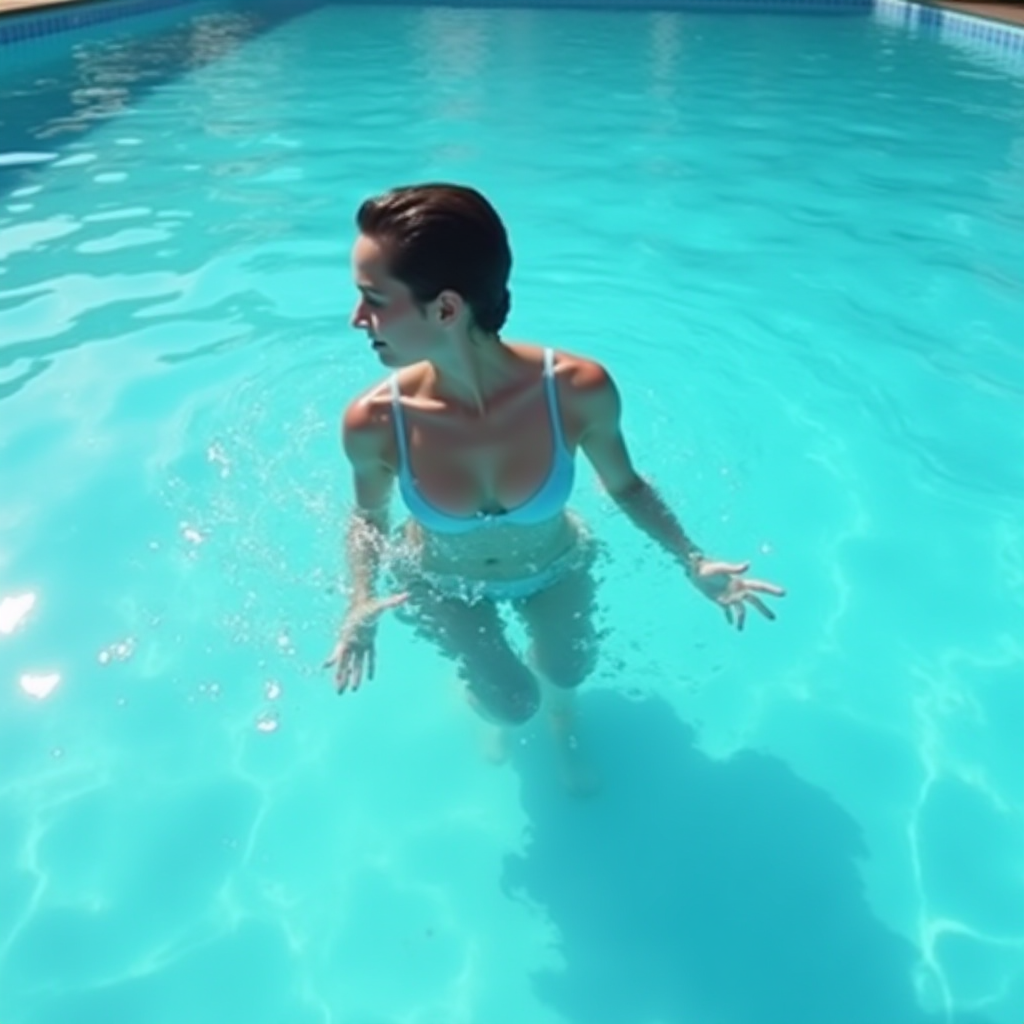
[542,347,568,450]
[388,373,411,471]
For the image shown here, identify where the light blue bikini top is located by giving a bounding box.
[389,347,575,535]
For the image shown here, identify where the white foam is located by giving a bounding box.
[0,592,36,635]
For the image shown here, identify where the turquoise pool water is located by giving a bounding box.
[1,3,1022,1022]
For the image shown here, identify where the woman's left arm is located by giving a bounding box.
[571,359,785,629]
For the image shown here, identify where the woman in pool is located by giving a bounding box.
[325,183,783,779]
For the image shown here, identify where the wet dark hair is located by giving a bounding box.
[356,183,512,334]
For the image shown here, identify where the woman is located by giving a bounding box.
[325,183,783,783]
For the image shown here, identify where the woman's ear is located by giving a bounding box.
[434,289,466,326]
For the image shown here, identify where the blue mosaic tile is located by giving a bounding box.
[875,0,1024,70]
[0,0,1021,51]
[0,0,205,48]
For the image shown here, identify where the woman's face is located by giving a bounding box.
[350,233,433,366]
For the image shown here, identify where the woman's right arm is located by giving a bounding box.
[324,397,408,693]
[340,396,395,605]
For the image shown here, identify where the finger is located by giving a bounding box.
[701,560,750,577]
[736,602,746,631]
[335,652,352,692]
[337,645,358,686]
[324,645,344,670]
[743,579,786,597]
[373,592,410,614]
[350,655,364,693]
[746,593,777,620]
[360,594,409,627]
[368,644,376,681]
[723,604,734,627]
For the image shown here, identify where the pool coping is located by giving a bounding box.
[934,1,1024,27]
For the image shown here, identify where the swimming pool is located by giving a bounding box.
[1,1,1022,1021]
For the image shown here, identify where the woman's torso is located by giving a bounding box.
[375,343,585,580]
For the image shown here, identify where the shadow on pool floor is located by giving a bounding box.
[504,689,994,1024]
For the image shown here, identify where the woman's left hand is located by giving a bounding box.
[687,556,786,630]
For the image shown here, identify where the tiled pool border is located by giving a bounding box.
[0,0,874,43]
[0,0,1022,59]
[874,0,1024,58]
[0,0,213,44]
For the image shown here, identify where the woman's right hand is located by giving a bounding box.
[324,593,409,693]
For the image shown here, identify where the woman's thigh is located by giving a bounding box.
[512,556,600,689]
[403,587,540,725]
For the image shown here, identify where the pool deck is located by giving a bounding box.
[934,0,1024,26]
[1,0,79,10]
[1,0,1023,25]
[0,0,86,11]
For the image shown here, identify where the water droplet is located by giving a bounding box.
[51,747,64,759]
[98,638,135,664]
[181,525,204,545]
[264,681,281,700]
[206,443,231,478]
[255,711,279,733]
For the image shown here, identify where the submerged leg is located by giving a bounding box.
[514,557,602,795]
[405,587,540,736]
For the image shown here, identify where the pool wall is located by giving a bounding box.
[0,0,869,51]
[0,0,211,44]
[874,0,1024,69]
[1,0,1022,69]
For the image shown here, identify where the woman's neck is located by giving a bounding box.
[427,329,523,415]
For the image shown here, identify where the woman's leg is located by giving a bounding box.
[513,556,601,793]
[404,587,540,728]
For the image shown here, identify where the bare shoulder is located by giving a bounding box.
[552,349,615,390]
[507,342,617,398]
[549,347,622,421]
[341,377,395,463]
